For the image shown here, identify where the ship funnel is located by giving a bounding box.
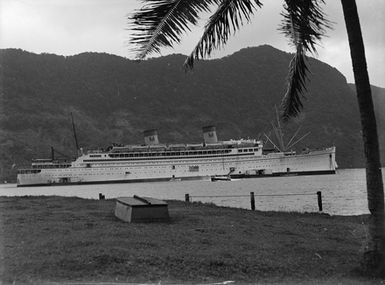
[144,129,159,145]
[203,126,218,144]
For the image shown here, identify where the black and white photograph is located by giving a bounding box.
[0,0,384,284]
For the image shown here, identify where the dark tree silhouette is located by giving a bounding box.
[340,0,385,275]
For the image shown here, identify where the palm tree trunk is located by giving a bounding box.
[340,0,385,276]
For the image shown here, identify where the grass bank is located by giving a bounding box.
[0,196,380,284]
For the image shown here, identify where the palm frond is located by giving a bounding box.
[129,0,219,59]
[280,0,331,52]
[184,0,262,69]
[281,45,308,121]
[279,0,331,121]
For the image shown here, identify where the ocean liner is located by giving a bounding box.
[17,126,337,187]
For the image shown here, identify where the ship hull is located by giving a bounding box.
[17,147,336,187]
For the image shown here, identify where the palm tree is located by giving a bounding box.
[129,0,384,275]
[340,0,385,275]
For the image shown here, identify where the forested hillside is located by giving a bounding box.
[1,45,383,182]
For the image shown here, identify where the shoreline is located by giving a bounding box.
[0,169,375,216]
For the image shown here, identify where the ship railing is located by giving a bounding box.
[32,158,73,163]
[107,148,234,158]
[224,139,258,144]
[31,164,71,169]
[107,141,261,153]
[88,149,104,154]
[32,158,52,161]
[283,151,297,156]
[186,143,204,148]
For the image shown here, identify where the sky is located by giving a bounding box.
[1,0,384,88]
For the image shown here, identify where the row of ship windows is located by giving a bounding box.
[82,160,290,169]
[19,163,308,176]
[18,169,42,174]
[87,154,257,163]
[22,166,210,176]
[32,164,71,169]
[20,159,313,174]
[21,164,222,173]
[107,149,234,158]
[239,149,257,153]
[21,166,298,177]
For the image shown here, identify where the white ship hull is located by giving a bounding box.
[17,146,336,187]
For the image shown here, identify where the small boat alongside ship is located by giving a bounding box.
[17,126,337,187]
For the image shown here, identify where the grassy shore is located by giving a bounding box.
[0,196,381,284]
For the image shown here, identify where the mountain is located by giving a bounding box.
[0,45,383,182]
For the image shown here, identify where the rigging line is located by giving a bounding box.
[264,133,282,152]
[286,125,302,149]
[286,132,311,150]
[275,105,285,149]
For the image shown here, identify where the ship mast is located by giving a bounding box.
[51,146,55,161]
[71,112,80,155]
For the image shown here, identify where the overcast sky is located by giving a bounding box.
[1,0,384,88]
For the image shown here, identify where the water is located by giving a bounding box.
[1,168,384,216]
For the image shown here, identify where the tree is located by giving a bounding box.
[340,0,385,276]
[129,0,384,275]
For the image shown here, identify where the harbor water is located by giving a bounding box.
[1,168,384,216]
